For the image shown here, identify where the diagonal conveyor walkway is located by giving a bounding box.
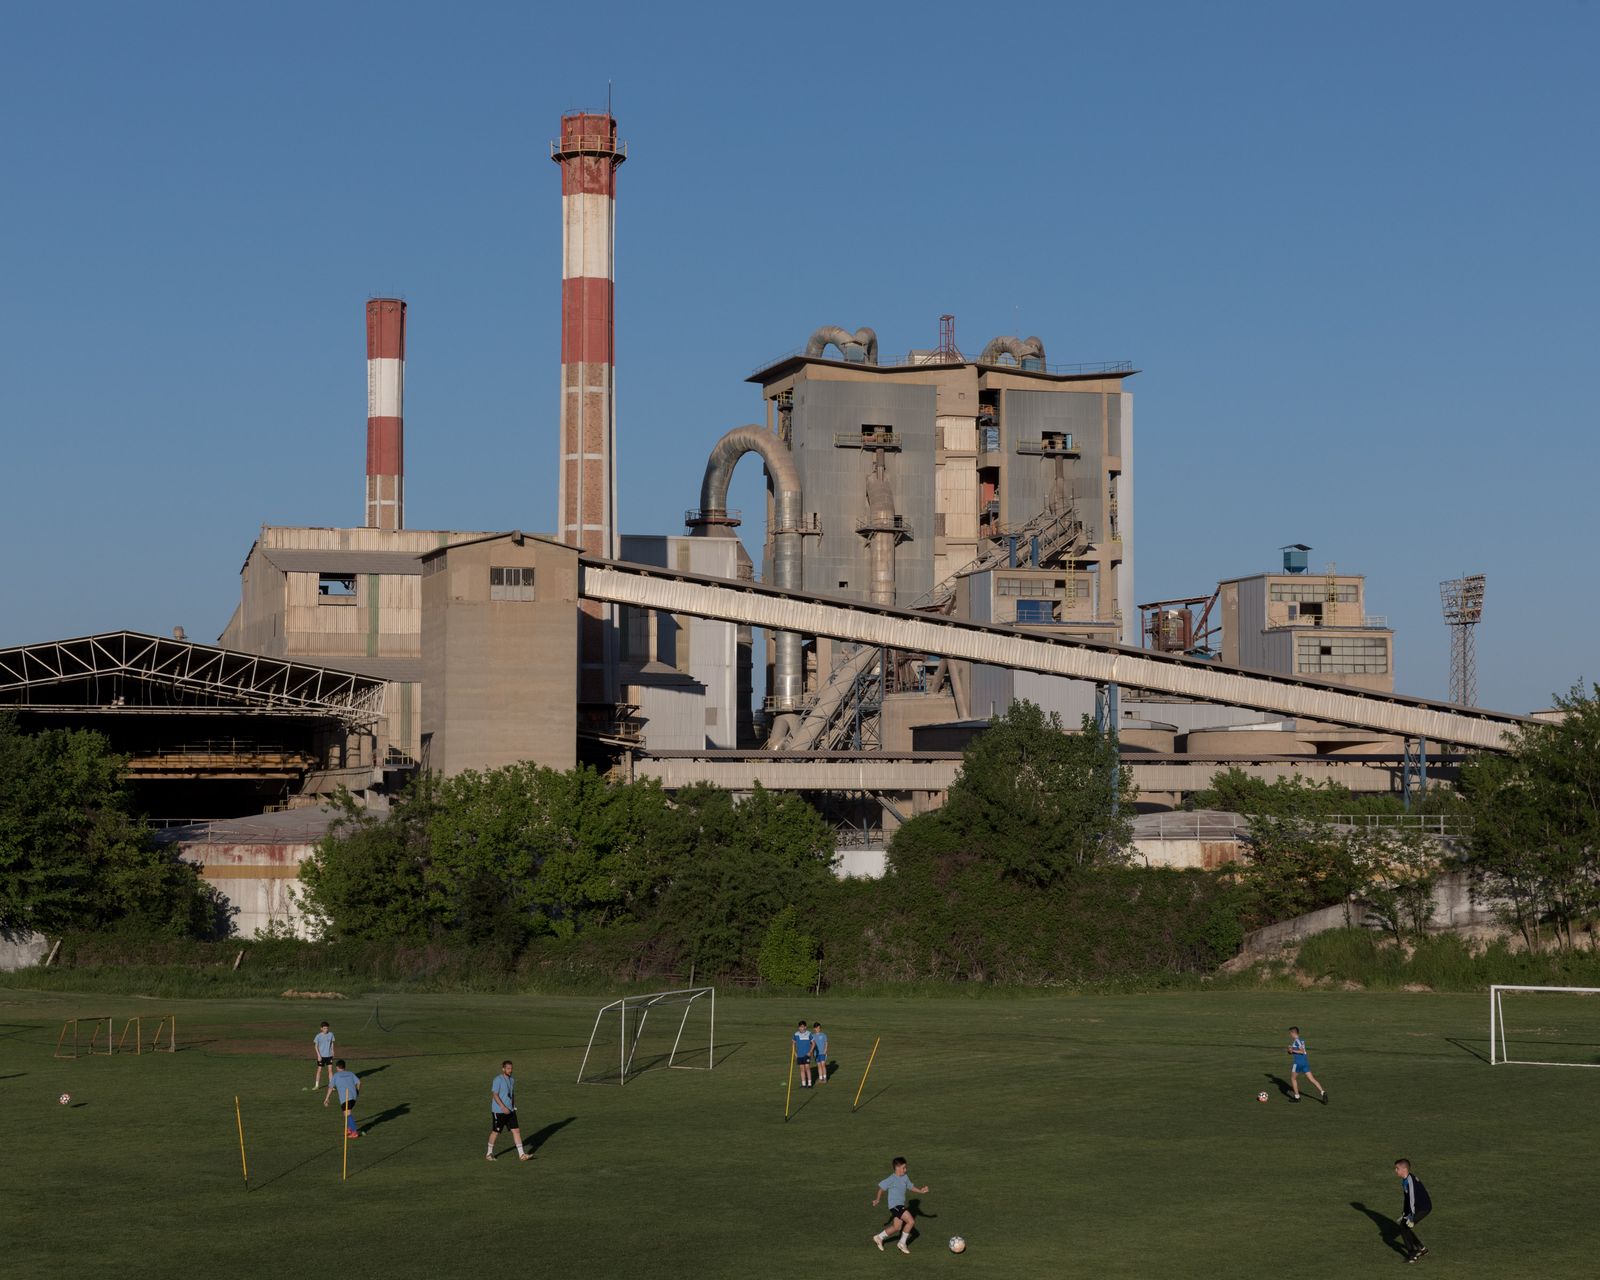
[580,558,1530,752]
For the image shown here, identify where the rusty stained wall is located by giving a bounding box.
[180,839,317,939]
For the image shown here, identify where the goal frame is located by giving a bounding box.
[577,987,715,1085]
[1489,983,1600,1067]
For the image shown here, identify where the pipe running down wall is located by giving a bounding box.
[692,426,806,743]
[805,325,879,365]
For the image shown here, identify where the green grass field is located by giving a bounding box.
[3,987,1595,1277]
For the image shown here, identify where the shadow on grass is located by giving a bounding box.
[356,1064,390,1079]
[69,1101,89,1108]
[714,1041,744,1068]
[0,1072,26,1080]
[1350,1202,1409,1257]
[252,1143,338,1191]
[362,1102,409,1132]
[786,1084,822,1122]
[1264,1073,1296,1099]
[528,1116,576,1154]
[1444,1036,1490,1064]
[852,1084,891,1113]
[355,1135,427,1177]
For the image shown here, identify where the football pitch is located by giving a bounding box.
[2,987,1594,1277]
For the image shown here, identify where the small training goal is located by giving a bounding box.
[578,987,715,1085]
[1489,984,1600,1067]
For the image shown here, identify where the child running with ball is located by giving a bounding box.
[870,1156,928,1255]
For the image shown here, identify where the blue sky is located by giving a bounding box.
[2,1,1595,712]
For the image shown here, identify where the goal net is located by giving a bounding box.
[577,987,716,1085]
[1489,984,1600,1067]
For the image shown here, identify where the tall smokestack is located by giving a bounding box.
[365,298,406,530]
[552,111,625,706]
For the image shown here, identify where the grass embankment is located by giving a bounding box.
[4,988,1598,1278]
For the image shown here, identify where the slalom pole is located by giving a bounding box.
[784,1050,795,1121]
[340,1085,349,1182]
[853,1036,881,1112]
[234,1096,249,1189]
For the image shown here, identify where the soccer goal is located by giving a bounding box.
[577,987,715,1085]
[1489,984,1600,1067]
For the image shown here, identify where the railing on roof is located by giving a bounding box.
[750,349,1135,378]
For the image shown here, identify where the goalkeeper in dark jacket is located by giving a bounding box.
[1394,1159,1432,1263]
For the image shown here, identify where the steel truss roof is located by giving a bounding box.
[0,632,385,727]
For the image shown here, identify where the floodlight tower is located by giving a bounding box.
[1439,574,1486,705]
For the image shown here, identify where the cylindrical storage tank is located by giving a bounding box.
[1182,726,1314,756]
[1117,722,1178,753]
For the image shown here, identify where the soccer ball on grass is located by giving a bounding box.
[1257,1091,1269,1103]
[948,1236,966,1254]
[59,1093,72,1106]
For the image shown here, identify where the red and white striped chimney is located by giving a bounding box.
[552,112,625,706]
[365,297,406,530]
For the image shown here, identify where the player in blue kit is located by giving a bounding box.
[870,1156,928,1255]
[311,1021,335,1090]
[1286,1026,1328,1103]
[326,1060,361,1138]
[810,1022,829,1083]
[487,1060,532,1162]
[793,1021,813,1088]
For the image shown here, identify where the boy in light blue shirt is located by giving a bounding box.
[325,1060,361,1138]
[810,1022,829,1084]
[311,1021,335,1090]
[871,1156,929,1255]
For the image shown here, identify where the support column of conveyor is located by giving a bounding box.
[578,558,1530,752]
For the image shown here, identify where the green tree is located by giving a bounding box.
[939,700,1134,885]
[653,784,836,976]
[756,905,819,988]
[1462,685,1600,950]
[0,713,215,937]
[296,789,434,941]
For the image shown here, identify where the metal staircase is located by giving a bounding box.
[780,504,1089,751]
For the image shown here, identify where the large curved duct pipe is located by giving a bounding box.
[979,335,1047,371]
[694,425,806,743]
[805,325,879,365]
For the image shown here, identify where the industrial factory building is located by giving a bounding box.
[0,105,1532,938]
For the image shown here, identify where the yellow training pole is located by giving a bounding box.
[340,1087,349,1182]
[853,1037,881,1111]
[234,1096,249,1188]
[784,1050,795,1121]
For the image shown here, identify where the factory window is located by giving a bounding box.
[317,574,356,601]
[1295,634,1389,675]
[490,566,536,602]
[1270,582,1359,604]
[421,556,445,578]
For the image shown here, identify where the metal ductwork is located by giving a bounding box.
[979,334,1047,371]
[692,425,806,743]
[865,456,897,608]
[805,325,879,365]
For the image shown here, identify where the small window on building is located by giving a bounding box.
[318,573,356,600]
[490,565,536,602]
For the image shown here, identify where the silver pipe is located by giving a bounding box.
[805,325,879,365]
[979,335,1046,368]
[695,425,806,724]
[866,456,896,607]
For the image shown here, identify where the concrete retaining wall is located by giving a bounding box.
[0,928,50,972]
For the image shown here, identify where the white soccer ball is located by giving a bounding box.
[1257,1091,1269,1103]
[58,1093,71,1106]
[948,1236,966,1254]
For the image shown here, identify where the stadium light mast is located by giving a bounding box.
[1439,574,1486,706]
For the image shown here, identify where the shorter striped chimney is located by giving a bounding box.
[365,298,406,530]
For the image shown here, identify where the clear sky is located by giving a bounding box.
[2,1,1595,712]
